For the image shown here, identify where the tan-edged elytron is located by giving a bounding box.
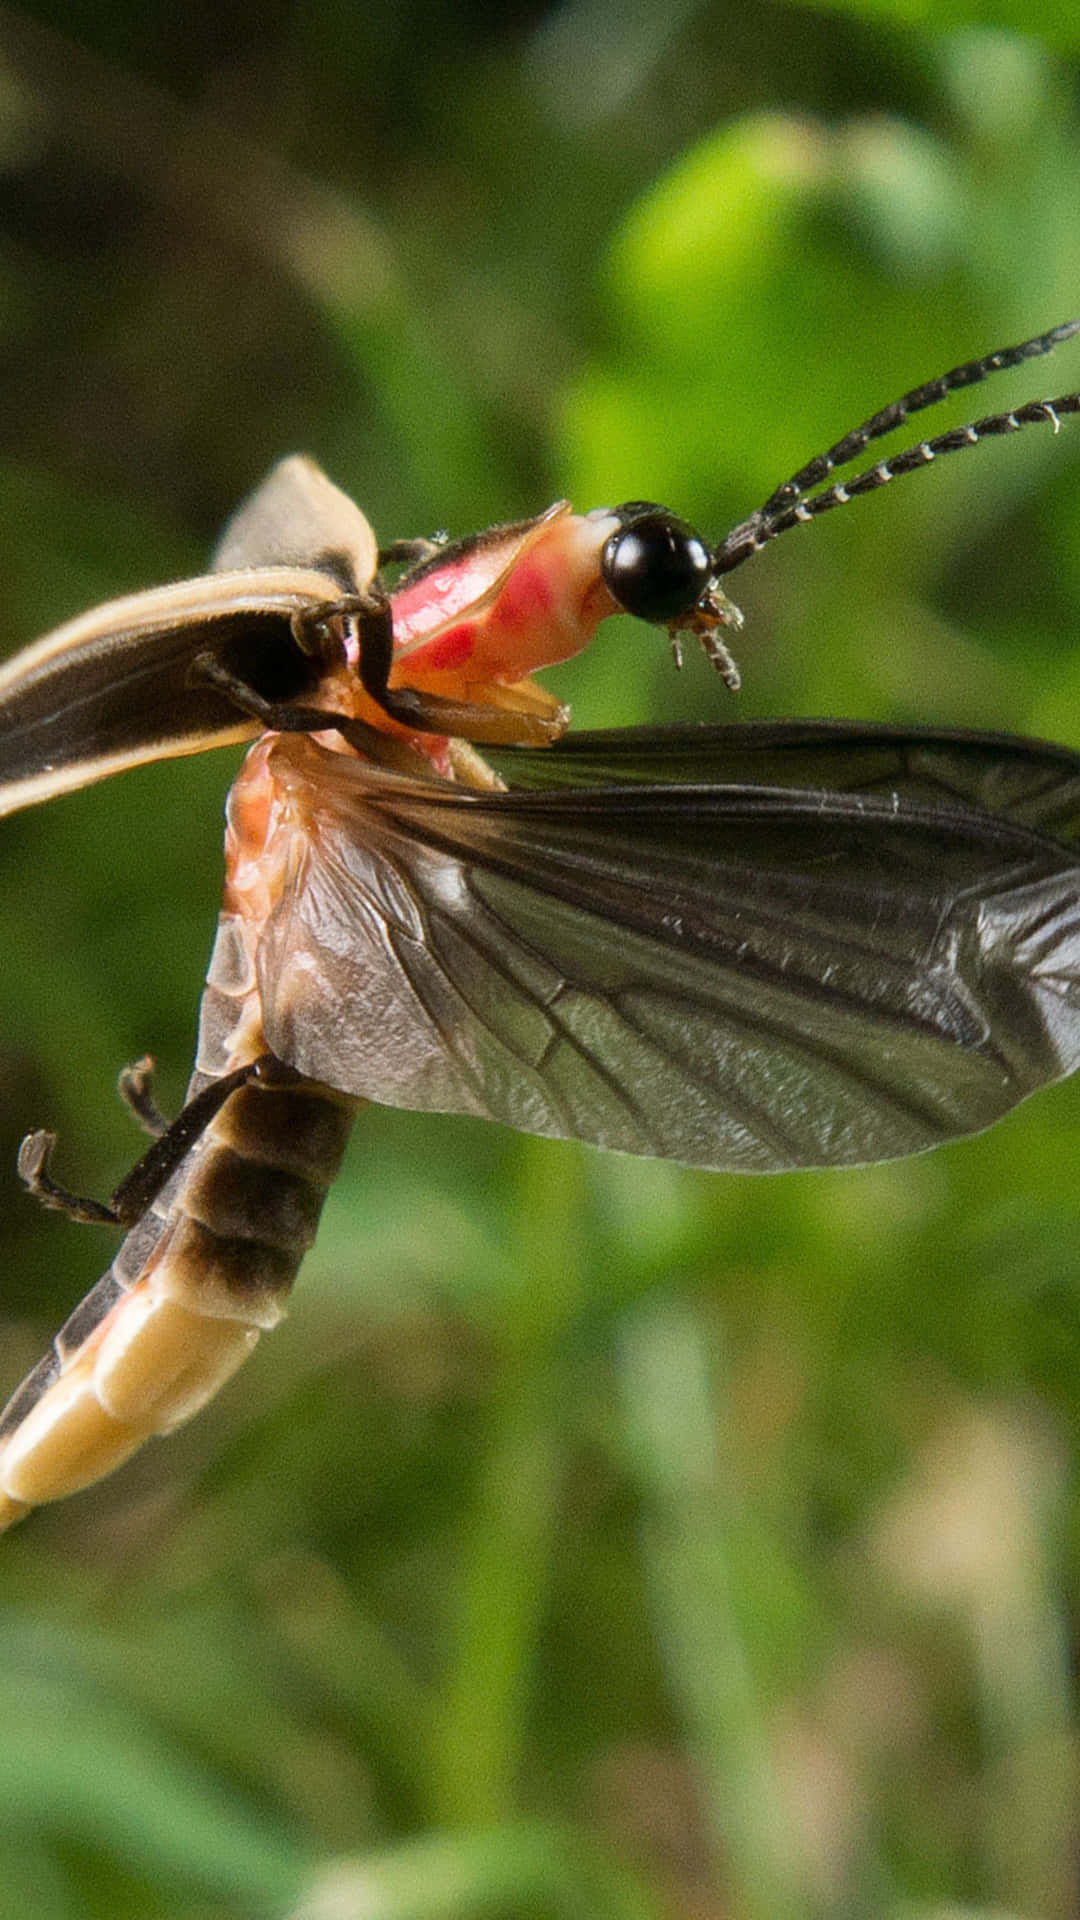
[3,323,1080,1528]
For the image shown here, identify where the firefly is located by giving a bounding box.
[1,320,1078,1529]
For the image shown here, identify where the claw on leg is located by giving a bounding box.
[118,1056,169,1139]
[17,1131,119,1226]
[377,536,446,570]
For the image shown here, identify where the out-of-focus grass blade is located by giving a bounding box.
[290,1820,669,1920]
[616,1295,811,1919]
[0,1613,308,1905]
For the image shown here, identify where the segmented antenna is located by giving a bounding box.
[712,319,1080,576]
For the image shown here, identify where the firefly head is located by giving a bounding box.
[599,502,745,689]
[601,504,712,625]
[596,321,1080,695]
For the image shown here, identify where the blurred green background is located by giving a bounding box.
[1,2,1080,1916]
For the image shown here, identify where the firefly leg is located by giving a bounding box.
[16,1135,120,1225]
[377,537,445,569]
[18,1056,300,1230]
[296,594,567,747]
[19,1054,184,1224]
[15,1059,175,1222]
[189,652,375,740]
[188,653,436,775]
[118,1056,169,1139]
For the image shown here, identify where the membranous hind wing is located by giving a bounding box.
[488,721,1080,846]
[251,726,1080,1173]
[0,457,378,818]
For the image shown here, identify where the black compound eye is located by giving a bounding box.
[601,509,712,624]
